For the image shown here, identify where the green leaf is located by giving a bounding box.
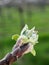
[12,34,19,41]
[31,49,36,56]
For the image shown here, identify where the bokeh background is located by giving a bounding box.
[0,0,49,65]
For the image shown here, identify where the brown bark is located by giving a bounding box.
[0,43,29,65]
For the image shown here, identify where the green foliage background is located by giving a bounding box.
[0,6,49,65]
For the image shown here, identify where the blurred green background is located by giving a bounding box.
[0,5,49,65]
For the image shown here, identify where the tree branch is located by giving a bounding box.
[0,43,29,65]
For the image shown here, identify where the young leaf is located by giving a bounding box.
[12,34,19,41]
[31,49,36,56]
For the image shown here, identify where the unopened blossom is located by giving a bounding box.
[12,24,39,56]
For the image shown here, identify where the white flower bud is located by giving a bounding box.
[20,24,39,56]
